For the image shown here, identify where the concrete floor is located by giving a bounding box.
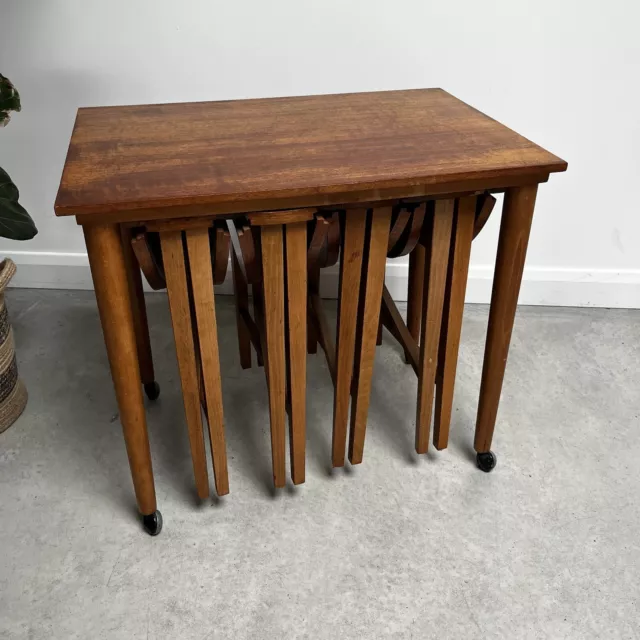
[0,289,639,639]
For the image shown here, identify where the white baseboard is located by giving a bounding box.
[5,251,640,309]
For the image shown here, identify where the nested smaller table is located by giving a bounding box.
[55,89,567,535]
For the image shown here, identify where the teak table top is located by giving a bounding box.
[55,88,567,223]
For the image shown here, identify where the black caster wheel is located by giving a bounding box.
[144,381,160,401]
[142,510,163,536]
[476,451,497,473]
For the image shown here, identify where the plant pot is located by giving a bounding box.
[0,258,27,434]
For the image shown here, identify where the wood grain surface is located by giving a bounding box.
[84,224,157,515]
[186,228,230,496]
[55,89,566,218]
[415,200,454,455]
[348,206,393,465]
[285,222,307,485]
[260,225,287,488]
[160,230,210,499]
[474,185,538,453]
[433,197,476,450]
[130,231,166,290]
[331,209,367,468]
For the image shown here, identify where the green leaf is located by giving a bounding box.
[0,167,20,201]
[0,74,21,114]
[0,198,38,240]
[0,167,37,241]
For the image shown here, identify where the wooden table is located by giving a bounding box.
[55,89,566,535]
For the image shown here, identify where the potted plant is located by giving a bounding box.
[0,73,38,433]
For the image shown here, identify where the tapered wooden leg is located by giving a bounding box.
[252,228,265,367]
[348,206,393,465]
[186,228,230,496]
[474,185,538,454]
[307,263,320,354]
[252,283,266,367]
[285,222,307,485]
[415,200,454,454]
[120,226,157,397]
[332,209,367,467]
[433,197,475,450]
[160,230,210,499]
[231,247,252,369]
[83,224,158,523]
[406,244,425,363]
[260,225,287,488]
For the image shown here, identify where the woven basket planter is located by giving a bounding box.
[0,259,27,434]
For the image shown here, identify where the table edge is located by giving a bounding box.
[57,163,566,222]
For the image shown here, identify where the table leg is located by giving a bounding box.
[285,222,307,485]
[231,247,252,369]
[348,206,392,465]
[252,228,265,367]
[260,225,287,488]
[252,281,266,367]
[120,226,160,401]
[160,230,210,499]
[474,185,538,471]
[83,224,161,536]
[406,244,425,363]
[331,209,367,467]
[415,200,454,454]
[186,228,230,496]
[307,261,320,354]
[433,196,475,450]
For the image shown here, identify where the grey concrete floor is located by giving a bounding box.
[0,289,639,639]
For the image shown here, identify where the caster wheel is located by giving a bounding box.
[142,510,163,536]
[476,451,497,473]
[144,381,160,401]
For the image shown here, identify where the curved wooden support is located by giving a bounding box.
[324,212,341,268]
[212,223,231,285]
[227,220,265,365]
[387,206,411,255]
[389,202,427,258]
[132,218,236,291]
[307,215,330,272]
[473,193,497,239]
[233,219,261,284]
[131,231,166,290]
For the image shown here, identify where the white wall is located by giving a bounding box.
[1,0,639,306]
